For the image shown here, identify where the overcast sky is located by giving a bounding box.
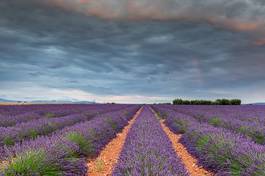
[0,0,265,103]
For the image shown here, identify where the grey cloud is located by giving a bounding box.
[42,0,265,34]
[0,1,265,102]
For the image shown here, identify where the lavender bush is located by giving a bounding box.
[182,124,265,176]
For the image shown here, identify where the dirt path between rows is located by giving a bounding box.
[87,107,142,176]
[160,120,214,176]
[150,108,213,176]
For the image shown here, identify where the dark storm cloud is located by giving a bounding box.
[0,0,265,103]
[44,0,265,32]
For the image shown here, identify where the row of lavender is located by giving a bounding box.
[168,105,265,124]
[153,105,265,175]
[0,104,130,147]
[165,105,265,144]
[0,104,92,126]
[0,104,129,127]
[0,105,140,175]
[0,104,107,116]
[113,106,188,176]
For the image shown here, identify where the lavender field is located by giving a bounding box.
[2,0,265,175]
[0,104,264,176]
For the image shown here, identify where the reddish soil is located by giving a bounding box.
[87,108,142,176]
[160,120,214,176]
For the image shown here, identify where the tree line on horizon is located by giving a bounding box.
[172,98,241,105]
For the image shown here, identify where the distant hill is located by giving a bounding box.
[0,98,17,102]
[250,102,265,105]
[0,98,96,104]
[30,100,96,104]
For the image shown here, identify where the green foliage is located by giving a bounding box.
[3,136,15,146]
[105,118,118,130]
[174,119,188,133]
[238,126,249,134]
[182,100,191,105]
[230,160,241,176]
[29,129,38,139]
[157,111,168,119]
[230,99,241,105]
[209,117,222,127]
[45,112,55,118]
[65,132,94,156]
[172,98,241,105]
[55,142,79,159]
[172,99,184,105]
[215,99,229,105]
[238,126,265,144]
[252,162,265,176]
[42,122,55,135]
[207,139,230,165]
[18,129,38,141]
[196,135,210,151]
[190,100,213,105]
[1,150,61,176]
[252,131,265,145]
